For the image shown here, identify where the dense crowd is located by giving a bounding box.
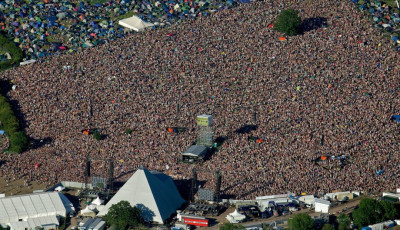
[0,0,249,61]
[1,0,400,199]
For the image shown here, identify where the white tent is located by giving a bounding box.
[118,15,154,32]
[97,168,185,223]
[0,192,74,227]
[226,210,246,223]
[91,196,104,206]
[8,215,59,230]
[80,206,97,218]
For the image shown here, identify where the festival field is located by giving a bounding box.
[1,0,400,199]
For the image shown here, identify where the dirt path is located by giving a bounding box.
[204,198,362,229]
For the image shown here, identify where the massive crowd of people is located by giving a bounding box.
[1,0,400,199]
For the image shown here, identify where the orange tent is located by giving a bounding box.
[321,156,328,160]
[168,127,173,133]
[279,37,286,41]
[34,163,41,168]
[83,130,89,135]
[256,139,264,143]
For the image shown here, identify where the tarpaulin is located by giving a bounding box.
[391,115,400,122]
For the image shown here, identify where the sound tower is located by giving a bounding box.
[85,160,91,177]
[191,168,197,202]
[108,159,114,191]
[215,170,221,202]
[196,115,214,147]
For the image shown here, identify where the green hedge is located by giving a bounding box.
[0,95,27,153]
[0,33,23,71]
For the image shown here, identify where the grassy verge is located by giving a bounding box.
[87,0,109,5]
[113,11,136,21]
[0,95,28,153]
[0,33,23,70]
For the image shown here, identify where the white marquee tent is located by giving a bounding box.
[226,210,246,223]
[118,15,154,32]
[97,168,185,223]
[0,192,74,228]
[8,215,59,230]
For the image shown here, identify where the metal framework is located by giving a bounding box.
[197,125,214,147]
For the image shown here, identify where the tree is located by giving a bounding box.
[288,213,314,230]
[337,214,351,230]
[93,130,103,140]
[380,200,397,220]
[219,223,245,230]
[104,200,143,230]
[322,224,335,230]
[274,9,302,36]
[352,198,384,228]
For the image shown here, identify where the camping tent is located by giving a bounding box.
[97,167,184,223]
[118,15,154,31]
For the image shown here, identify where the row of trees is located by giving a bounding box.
[0,94,27,153]
[0,33,23,70]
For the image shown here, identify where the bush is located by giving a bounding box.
[322,224,335,230]
[274,9,302,36]
[0,95,27,153]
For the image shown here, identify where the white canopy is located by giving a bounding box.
[226,210,246,223]
[0,192,73,226]
[97,168,185,223]
[118,15,154,32]
[80,206,97,218]
[91,196,104,206]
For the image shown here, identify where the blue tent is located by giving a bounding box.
[48,16,57,22]
[377,170,384,175]
[391,115,400,122]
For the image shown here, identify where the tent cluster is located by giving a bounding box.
[0,0,256,61]
[352,0,400,50]
[0,0,133,60]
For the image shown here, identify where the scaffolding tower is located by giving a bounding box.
[196,115,214,147]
